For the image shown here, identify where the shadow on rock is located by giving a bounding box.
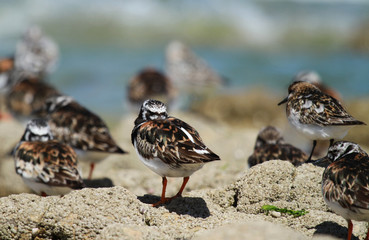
[83,178,114,188]
[137,194,210,218]
[313,221,359,240]
[137,194,161,204]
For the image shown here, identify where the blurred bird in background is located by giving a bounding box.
[127,67,177,110]
[15,25,59,77]
[248,126,308,167]
[165,40,225,108]
[36,95,127,180]
[0,26,61,123]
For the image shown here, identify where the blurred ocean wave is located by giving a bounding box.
[1,0,369,47]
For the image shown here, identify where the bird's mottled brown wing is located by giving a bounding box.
[48,101,126,154]
[14,140,84,189]
[322,153,369,210]
[290,91,365,126]
[132,117,220,166]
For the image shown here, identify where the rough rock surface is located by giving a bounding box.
[1,160,367,240]
[1,114,368,240]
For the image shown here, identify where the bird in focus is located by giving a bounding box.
[320,141,369,240]
[131,99,220,206]
[278,81,365,162]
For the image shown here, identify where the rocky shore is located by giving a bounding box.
[1,97,369,239]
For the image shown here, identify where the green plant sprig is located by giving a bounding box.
[261,205,308,217]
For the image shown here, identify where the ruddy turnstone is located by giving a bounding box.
[13,119,84,196]
[131,99,220,207]
[278,81,365,161]
[15,25,59,76]
[320,141,369,240]
[248,126,308,167]
[37,95,127,179]
[127,67,176,108]
[165,40,223,89]
[292,71,342,158]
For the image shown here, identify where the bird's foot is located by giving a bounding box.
[152,194,182,207]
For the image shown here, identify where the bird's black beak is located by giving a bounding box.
[306,157,330,168]
[278,97,288,106]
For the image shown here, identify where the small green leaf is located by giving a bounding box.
[261,205,308,217]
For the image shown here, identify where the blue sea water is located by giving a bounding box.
[1,0,369,123]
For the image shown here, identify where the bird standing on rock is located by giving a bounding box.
[320,141,369,240]
[278,81,365,162]
[131,99,220,207]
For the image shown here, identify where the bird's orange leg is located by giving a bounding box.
[41,192,48,197]
[170,176,189,199]
[152,176,190,207]
[88,163,95,180]
[153,177,170,207]
[347,220,353,240]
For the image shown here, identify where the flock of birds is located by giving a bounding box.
[1,26,369,240]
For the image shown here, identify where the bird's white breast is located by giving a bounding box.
[134,141,204,177]
[288,108,352,140]
[22,178,73,196]
[324,197,369,222]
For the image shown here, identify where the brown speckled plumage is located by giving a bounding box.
[285,81,364,126]
[322,142,369,210]
[292,70,342,101]
[248,126,308,167]
[321,141,369,240]
[132,117,219,167]
[279,81,365,162]
[15,140,84,189]
[40,95,126,154]
[131,99,220,206]
[14,119,84,195]
[127,67,176,106]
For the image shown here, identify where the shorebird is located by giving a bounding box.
[248,126,308,167]
[13,119,84,196]
[278,81,365,161]
[15,25,59,77]
[165,40,224,90]
[37,95,127,179]
[127,67,176,108]
[131,99,220,206]
[320,141,369,240]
